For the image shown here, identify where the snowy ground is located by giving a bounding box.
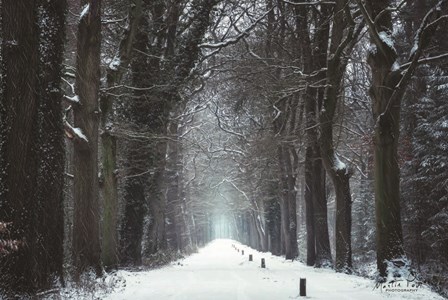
[104,239,445,300]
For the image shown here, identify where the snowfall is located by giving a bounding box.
[70,239,444,300]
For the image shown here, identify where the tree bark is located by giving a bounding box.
[100,0,142,270]
[319,0,358,273]
[72,0,102,279]
[360,0,446,279]
[362,0,405,279]
[304,146,316,266]
[0,0,40,293]
[36,0,67,287]
[296,1,332,267]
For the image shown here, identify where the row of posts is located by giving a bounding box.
[231,244,306,297]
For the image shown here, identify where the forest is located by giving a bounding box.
[0,0,447,298]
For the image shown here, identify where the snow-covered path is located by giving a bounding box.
[105,239,444,300]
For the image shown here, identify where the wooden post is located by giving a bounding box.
[249,254,253,261]
[300,278,306,296]
[261,258,265,268]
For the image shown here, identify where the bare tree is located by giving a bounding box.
[72,0,102,278]
[0,0,40,293]
[100,0,143,270]
[36,0,67,287]
[358,0,448,279]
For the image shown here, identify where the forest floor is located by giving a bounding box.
[101,239,444,300]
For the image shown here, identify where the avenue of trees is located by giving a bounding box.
[0,0,447,298]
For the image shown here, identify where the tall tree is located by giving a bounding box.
[297,2,333,267]
[319,0,362,273]
[119,0,220,264]
[72,0,102,278]
[36,0,67,287]
[0,0,40,293]
[101,0,143,270]
[358,0,447,279]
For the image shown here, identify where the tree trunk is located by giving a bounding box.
[118,1,150,265]
[312,148,333,267]
[36,0,67,287]
[361,0,444,279]
[0,0,40,293]
[274,97,299,260]
[100,0,142,270]
[145,146,169,255]
[363,0,404,279]
[266,193,282,256]
[297,1,332,268]
[72,0,102,278]
[286,149,299,259]
[304,146,316,266]
[120,176,146,265]
[319,0,357,273]
[165,119,181,251]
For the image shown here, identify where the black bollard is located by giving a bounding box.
[249,254,253,261]
[242,250,244,255]
[299,278,306,296]
[261,258,265,268]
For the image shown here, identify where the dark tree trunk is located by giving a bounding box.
[319,0,359,273]
[312,4,333,268]
[36,0,67,287]
[0,0,40,293]
[304,87,332,267]
[360,0,445,279]
[312,148,332,267]
[296,1,332,268]
[362,0,405,279]
[72,0,102,279]
[165,121,180,251]
[145,146,169,255]
[100,0,143,270]
[304,146,316,266]
[118,6,150,264]
[120,177,146,265]
[285,149,299,259]
[274,96,299,260]
[266,193,282,256]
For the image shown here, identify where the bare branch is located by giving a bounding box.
[199,7,274,49]
[280,0,336,5]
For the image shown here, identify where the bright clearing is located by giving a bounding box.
[105,239,444,300]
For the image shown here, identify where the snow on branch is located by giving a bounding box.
[64,121,89,143]
[373,0,407,25]
[80,3,90,20]
[398,53,448,70]
[355,0,397,60]
[210,104,246,139]
[385,1,448,113]
[409,1,447,61]
[280,0,336,5]
[333,153,347,172]
[199,7,274,49]
[108,56,121,71]
[63,94,80,104]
